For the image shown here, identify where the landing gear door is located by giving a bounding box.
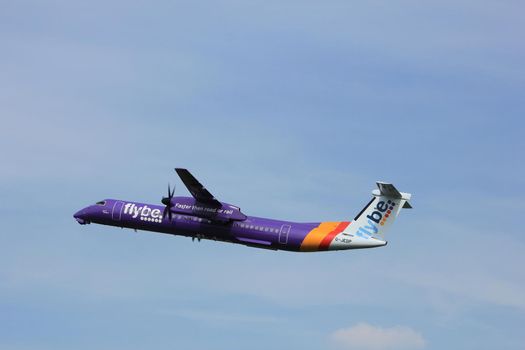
[112,201,124,221]
[279,224,291,244]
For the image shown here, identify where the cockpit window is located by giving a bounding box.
[96,201,106,206]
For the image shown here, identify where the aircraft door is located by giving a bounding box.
[279,224,291,244]
[112,201,124,221]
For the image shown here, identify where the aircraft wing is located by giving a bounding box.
[175,168,222,207]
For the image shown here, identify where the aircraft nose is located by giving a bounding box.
[73,208,89,225]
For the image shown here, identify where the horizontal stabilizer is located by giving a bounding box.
[372,182,412,208]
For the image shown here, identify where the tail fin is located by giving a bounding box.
[345,182,412,240]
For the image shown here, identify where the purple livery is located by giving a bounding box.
[74,169,413,252]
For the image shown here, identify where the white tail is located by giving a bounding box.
[343,182,412,240]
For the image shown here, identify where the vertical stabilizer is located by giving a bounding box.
[328,182,412,250]
[349,182,411,240]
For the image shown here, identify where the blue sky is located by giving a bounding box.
[1,1,524,349]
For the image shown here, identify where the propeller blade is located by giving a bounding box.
[162,182,175,221]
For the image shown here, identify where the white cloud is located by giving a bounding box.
[330,323,426,350]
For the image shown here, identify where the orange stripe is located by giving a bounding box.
[318,221,350,250]
[300,222,340,252]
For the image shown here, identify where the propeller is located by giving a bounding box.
[162,183,175,221]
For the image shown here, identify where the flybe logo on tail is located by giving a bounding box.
[357,200,396,238]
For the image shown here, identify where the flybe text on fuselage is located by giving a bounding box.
[123,203,163,223]
[356,200,396,239]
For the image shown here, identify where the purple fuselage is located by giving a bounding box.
[74,198,319,251]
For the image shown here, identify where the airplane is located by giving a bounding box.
[73,168,412,252]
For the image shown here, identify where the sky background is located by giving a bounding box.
[1,1,524,349]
